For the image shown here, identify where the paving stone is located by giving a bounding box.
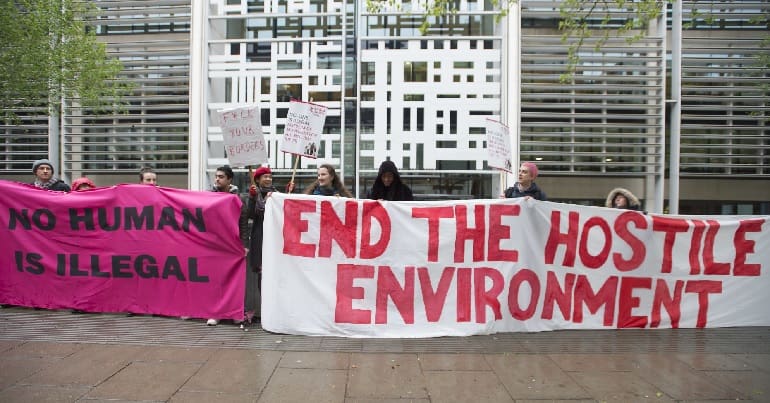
[424,369,514,402]
[86,360,201,401]
[347,353,428,399]
[485,354,592,400]
[258,367,347,403]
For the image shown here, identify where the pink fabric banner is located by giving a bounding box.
[0,180,245,320]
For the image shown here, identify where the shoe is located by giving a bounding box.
[206,319,218,326]
[180,316,190,320]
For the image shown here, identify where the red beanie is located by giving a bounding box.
[253,166,272,179]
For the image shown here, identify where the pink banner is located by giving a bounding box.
[0,180,245,320]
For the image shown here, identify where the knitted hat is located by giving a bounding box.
[253,166,272,179]
[72,177,96,191]
[521,162,539,179]
[32,159,54,174]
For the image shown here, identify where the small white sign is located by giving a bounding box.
[217,105,268,167]
[280,99,327,158]
[485,118,513,172]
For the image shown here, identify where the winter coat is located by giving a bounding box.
[605,187,641,210]
[247,185,277,272]
[504,182,547,201]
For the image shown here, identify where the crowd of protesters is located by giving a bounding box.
[11,158,646,328]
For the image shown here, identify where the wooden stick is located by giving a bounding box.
[288,154,300,192]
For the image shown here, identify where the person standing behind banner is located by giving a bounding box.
[31,159,70,192]
[204,165,250,326]
[245,166,278,324]
[606,187,641,211]
[139,166,157,185]
[503,162,547,201]
[303,163,353,198]
[366,160,413,201]
[71,177,96,191]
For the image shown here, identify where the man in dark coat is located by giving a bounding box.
[32,159,70,192]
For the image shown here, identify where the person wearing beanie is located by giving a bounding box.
[244,165,279,325]
[366,160,414,201]
[503,161,547,200]
[31,159,70,192]
[71,177,96,191]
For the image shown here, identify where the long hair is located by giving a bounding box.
[304,163,353,197]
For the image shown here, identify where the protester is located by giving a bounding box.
[242,166,281,325]
[31,159,70,192]
[138,166,157,185]
[605,187,641,210]
[503,162,546,200]
[204,166,250,326]
[366,160,413,201]
[303,163,353,198]
[71,177,96,191]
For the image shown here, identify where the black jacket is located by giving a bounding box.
[504,182,546,201]
[366,160,414,201]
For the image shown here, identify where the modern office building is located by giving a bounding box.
[1,1,768,214]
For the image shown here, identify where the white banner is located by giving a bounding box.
[262,194,770,338]
[217,105,268,167]
[485,118,513,172]
[280,99,327,158]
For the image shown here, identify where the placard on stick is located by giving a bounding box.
[280,99,327,159]
[484,118,513,173]
[217,105,268,167]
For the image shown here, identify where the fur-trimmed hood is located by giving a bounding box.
[605,187,641,209]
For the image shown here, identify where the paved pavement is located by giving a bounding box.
[1,307,769,402]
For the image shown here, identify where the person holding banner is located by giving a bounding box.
[303,163,353,198]
[366,160,413,201]
[606,187,641,211]
[204,166,250,326]
[244,166,279,324]
[503,162,547,201]
[138,167,158,185]
[31,159,70,192]
[71,177,96,191]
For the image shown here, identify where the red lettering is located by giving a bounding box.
[456,268,472,322]
[573,275,617,326]
[542,271,575,320]
[508,269,540,320]
[282,199,316,257]
[418,267,454,322]
[335,264,373,324]
[318,200,358,258]
[412,206,454,262]
[473,267,504,323]
[734,218,763,276]
[375,266,415,324]
[617,276,652,328]
[650,279,683,328]
[454,205,486,263]
[689,219,706,275]
[488,204,519,262]
[685,280,722,328]
[360,201,391,259]
[613,211,647,271]
[579,216,612,269]
[703,220,730,275]
[545,211,579,266]
[651,216,689,273]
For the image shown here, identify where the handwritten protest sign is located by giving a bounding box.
[262,193,770,337]
[217,105,268,167]
[281,99,327,158]
[485,118,513,172]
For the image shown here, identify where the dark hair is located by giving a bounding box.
[217,165,234,179]
[138,166,155,181]
[304,163,353,197]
